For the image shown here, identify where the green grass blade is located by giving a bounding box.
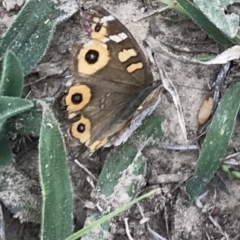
[175,0,240,47]
[64,190,157,240]
[0,51,23,97]
[186,82,240,203]
[39,105,73,240]
[0,0,78,75]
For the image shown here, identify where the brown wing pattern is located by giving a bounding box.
[55,6,156,153]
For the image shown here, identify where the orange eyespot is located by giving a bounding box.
[78,40,110,75]
[64,84,91,113]
[71,115,91,144]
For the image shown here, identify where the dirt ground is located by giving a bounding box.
[1,0,240,239]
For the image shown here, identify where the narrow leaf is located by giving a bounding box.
[0,51,23,97]
[0,0,78,75]
[6,98,52,136]
[175,0,240,47]
[186,82,240,203]
[0,134,12,167]
[137,116,164,140]
[194,0,240,38]
[0,96,34,130]
[97,145,139,196]
[39,105,73,240]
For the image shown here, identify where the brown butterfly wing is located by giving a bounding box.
[56,6,155,152]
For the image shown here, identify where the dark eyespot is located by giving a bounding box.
[71,93,82,104]
[94,22,102,32]
[77,123,85,133]
[85,50,99,64]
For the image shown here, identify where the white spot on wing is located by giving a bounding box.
[119,32,128,40]
[100,15,115,23]
[109,32,128,43]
